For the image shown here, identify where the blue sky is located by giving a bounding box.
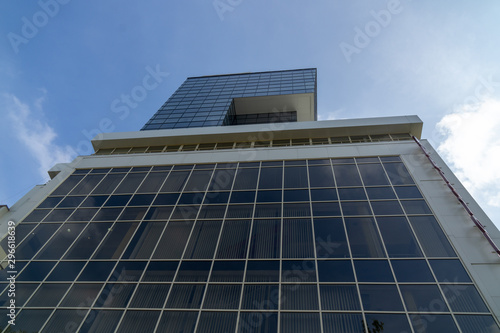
[1,0,500,229]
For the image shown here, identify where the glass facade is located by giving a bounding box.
[2,157,499,333]
[141,69,316,130]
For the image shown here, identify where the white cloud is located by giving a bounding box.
[2,92,76,180]
[437,98,500,209]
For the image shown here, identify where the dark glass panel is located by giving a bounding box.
[254,203,281,218]
[242,285,279,310]
[310,188,338,201]
[171,204,200,220]
[233,168,259,190]
[136,171,169,193]
[45,261,85,281]
[257,190,282,202]
[95,283,135,307]
[358,163,390,186]
[91,173,124,194]
[116,310,160,333]
[283,203,310,217]
[128,285,170,308]
[366,186,397,199]
[7,309,53,333]
[198,204,227,218]
[0,282,36,307]
[322,313,364,333]
[320,285,361,311]
[391,259,435,282]
[60,283,103,307]
[401,200,432,214]
[153,221,194,259]
[455,315,500,333]
[284,189,309,202]
[281,284,319,310]
[282,218,314,258]
[359,285,404,311]
[429,259,471,282]
[104,194,132,206]
[333,164,362,186]
[370,200,404,215]
[284,166,308,188]
[208,169,236,191]
[395,185,423,198]
[160,171,191,192]
[70,174,105,195]
[153,193,180,205]
[77,261,115,281]
[118,206,148,220]
[92,207,123,221]
[364,313,412,333]
[210,261,245,282]
[383,162,415,185]
[81,195,108,207]
[400,285,449,312]
[341,201,372,216]
[203,191,230,204]
[345,217,385,258]
[67,208,99,221]
[246,261,280,282]
[338,187,367,200]
[203,284,241,309]
[258,167,283,189]
[22,208,50,222]
[282,260,316,282]
[280,312,321,333]
[410,314,459,333]
[216,220,250,259]
[317,260,355,282]
[15,223,61,260]
[37,196,63,208]
[229,191,254,203]
[311,202,341,216]
[26,283,70,307]
[354,259,394,282]
[156,311,198,333]
[41,309,86,333]
[109,261,147,282]
[93,222,139,259]
[308,165,335,187]
[197,311,238,333]
[441,284,489,312]
[144,206,174,220]
[142,261,178,282]
[51,174,84,195]
[239,312,278,333]
[122,221,164,259]
[183,170,213,192]
[58,196,85,207]
[165,284,205,308]
[249,219,280,258]
[409,216,456,257]
[35,223,86,260]
[377,216,422,257]
[43,208,74,222]
[184,220,221,259]
[114,172,147,194]
[176,261,211,282]
[313,218,349,258]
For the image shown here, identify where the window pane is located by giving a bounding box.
[153,221,194,259]
[395,186,423,199]
[333,164,362,186]
[129,285,170,308]
[70,174,105,195]
[197,311,238,333]
[93,222,139,259]
[166,284,205,308]
[284,189,309,202]
[242,284,279,310]
[46,261,85,281]
[338,187,366,200]
[401,200,432,214]
[313,218,349,258]
[310,188,338,201]
[116,310,160,333]
[354,260,394,282]
[282,260,316,282]
[455,315,500,333]
[370,200,404,215]
[95,283,135,307]
[281,284,319,310]
[311,202,341,216]
[216,220,250,259]
[429,259,471,282]
[114,173,147,193]
[41,309,86,333]
[91,173,124,194]
[176,261,211,282]
[391,259,434,282]
[410,314,459,333]
[184,170,213,191]
[345,217,385,258]
[156,311,198,333]
[239,312,278,333]
[142,261,178,282]
[257,190,282,202]
[210,261,245,282]
[366,186,396,199]
[51,174,84,195]
[377,216,422,257]
[322,313,364,333]
[359,285,404,311]
[184,220,222,259]
[282,219,314,258]
[246,261,280,282]
[233,168,259,190]
[248,219,280,259]
[35,223,86,260]
[137,172,168,193]
[208,169,236,191]
[64,222,112,259]
[320,285,361,310]
[365,313,412,333]
[79,310,123,333]
[16,223,61,260]
[400,285,448,312]
[284,166,308,188]
[259,167,283,189]
[121,222,164,259]
[409,216,456,257]
[161,171,191,192]
[280,312,321,333]
[26,283,70,307]
[60,283,103,307]
[203,285,241,309]
[341,201,372,216]
[109,261,147,282]
[78,261,115,281]
[383,162,414,185]
[8,309,53,333]
[358,163,390,186]
[308,165,335,187]
[317,260,355,282]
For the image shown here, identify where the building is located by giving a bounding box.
[1,69,500,333]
